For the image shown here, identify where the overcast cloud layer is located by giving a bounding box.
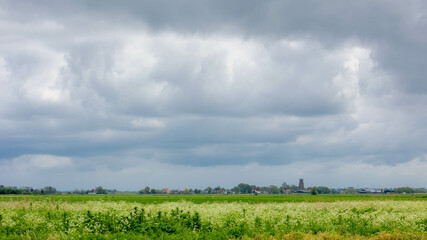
[1,0,427,190]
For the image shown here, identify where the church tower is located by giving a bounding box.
[298,178,304,190]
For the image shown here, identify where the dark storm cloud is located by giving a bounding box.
[1,0,427,188]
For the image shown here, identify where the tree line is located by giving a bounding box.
[137,183,427,195]
[1,184,426,195]
[0,185,57,195]
[0,185,116,195]
[136,183,338,195]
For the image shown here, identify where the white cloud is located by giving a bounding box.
[55,32,374,118]
[13,154,72,170]
[131,118,164,128]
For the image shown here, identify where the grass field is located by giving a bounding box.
[0,194,426,239]
[1,193,426,204]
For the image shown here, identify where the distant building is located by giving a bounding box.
[252,190,261,195]
[299,179,304,190]
[295,190,310,194]
[333,188,344,194]
[163,188,171,194]
[358,189,368,194]
[365,188,382,194]
[88,189,96,195]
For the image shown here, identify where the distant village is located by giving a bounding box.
[1,178,426,195]
[138,179,426,195]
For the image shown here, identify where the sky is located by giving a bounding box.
[1,0,427,190]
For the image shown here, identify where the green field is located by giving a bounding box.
[1,193,426,204]
[0,194,426,239]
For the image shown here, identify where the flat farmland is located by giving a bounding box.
[0,194,426,239]
[1,193,426,204]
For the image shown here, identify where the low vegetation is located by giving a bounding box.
[0,195,426,239]
[1,193,426,204]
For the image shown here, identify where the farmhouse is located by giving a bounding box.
[252,190,261,195]
[384,189,396,194]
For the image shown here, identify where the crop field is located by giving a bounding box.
[1,193,426,204]
[0,195,426,239]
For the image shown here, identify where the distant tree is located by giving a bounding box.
[237,183,252,194]
[73,189,88,194]
[32,189,41,195]
[395,187,415,194]
[144,186,151,194]
[205,187,213,194]
[22,187,32,194]
[0,187,23,195]
[281,182,288,190]
[183,188,190,194]
[107,189,117,194]
[214,186,222,193]
[288,184,299,193]
[414,188,427,193]
[311,187,318,195]
[343,189,356,194]
[315,186,331,194]
[150,188,160,194]
[43,186,57,194]
[95,186,107,194]
[269,185,280,194]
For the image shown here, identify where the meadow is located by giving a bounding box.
[0,194,426,239]
[1,193,426,204]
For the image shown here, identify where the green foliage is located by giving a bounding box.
[1,193,427,204]
[394,187,426,194]
[0,206,206,238]
[43,186,57,194]
[0,187,23,195]
[314,186,331,194]
[311,187,318,195]
[95,186,107,194]
[395,187,416,194]
[205,186,213,194]
[138,186,152,194]
[343,188,356,194]
[237,183,252,194]
[0,199,426,239]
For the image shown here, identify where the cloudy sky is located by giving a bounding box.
[1,0,427,190]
